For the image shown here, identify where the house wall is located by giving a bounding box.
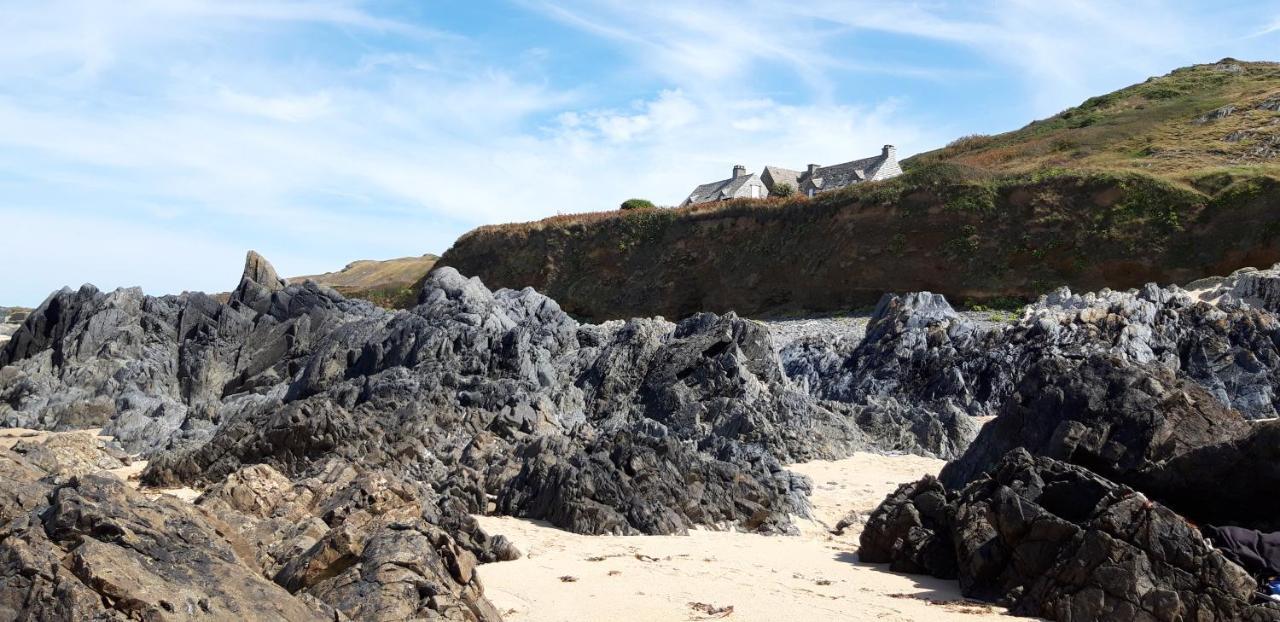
[733,178,767,200]
[870,156,903,181]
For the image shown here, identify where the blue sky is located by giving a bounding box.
[3,1,1279,305]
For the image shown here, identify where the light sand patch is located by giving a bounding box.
[109,459,201,502]
[0,427,49,449]
[0,428,200,502]
[475,452,1033,622]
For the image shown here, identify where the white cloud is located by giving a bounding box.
[217,89,333,123]
[5,0,1274,305]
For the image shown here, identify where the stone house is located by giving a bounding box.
[766,145,903,197]
[680,165,769,206]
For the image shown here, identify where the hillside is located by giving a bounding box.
[436,60,1280,320]
[911,58,1280,176]
[290,254,438,308]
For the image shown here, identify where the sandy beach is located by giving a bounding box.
[475,453,1025,622]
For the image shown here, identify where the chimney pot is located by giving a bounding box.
[732,164,746,178]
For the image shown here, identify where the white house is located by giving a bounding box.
[683,145,903,205]
[681,164,769,206]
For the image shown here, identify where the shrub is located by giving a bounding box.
[946,134,995,152]
[772,183,795,197]
[620,198,655,210]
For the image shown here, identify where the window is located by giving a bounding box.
[750,185,760,199]
[808,188,815,198]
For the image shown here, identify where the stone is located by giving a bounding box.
[860,449,1280,621]
[0,473,333,621]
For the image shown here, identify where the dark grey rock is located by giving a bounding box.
[860,449,1280,621]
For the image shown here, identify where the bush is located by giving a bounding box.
[946,134,995,152]
[772,183,795,197]
[620,198,655,210]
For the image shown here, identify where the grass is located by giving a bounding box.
[907,59,1280,182]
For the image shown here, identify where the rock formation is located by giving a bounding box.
[860,449,1280,620]
[9,251,1280,620]
[852,265,1280,620]
[0,251,983,619]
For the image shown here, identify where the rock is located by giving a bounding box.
[938,354,1250,490]
[787,273,1280,421]
[857,476,956,578]
[13,251,1280,618]
[1194,105,1236,124]
[304,521,500,621]
[0,473,333,621]
[241,249,287,292]
[10,431,130,478]
[860,449,1280,621]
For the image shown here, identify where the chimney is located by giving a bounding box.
[807,163,820,176]
[882,145,896,160]
[732,164,746,178]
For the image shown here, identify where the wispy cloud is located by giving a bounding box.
[2,0,1276,304]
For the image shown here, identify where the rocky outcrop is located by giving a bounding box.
[2,252,969,543]
[12,249,1280,619]
[0,471,335,621]
[137,263,949,537]
[785,268,1280,421]
[937,354,1251,490]
[860,449,1280,621]
[0,260,377,454]
[0,433,500,621]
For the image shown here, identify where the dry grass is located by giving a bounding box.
[911,59,1280,183]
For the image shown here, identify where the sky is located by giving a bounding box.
[2,1,1279,305]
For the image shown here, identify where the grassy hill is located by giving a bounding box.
[290,254,438,308]
[436,60,1280,320]
[911,59,1280,180]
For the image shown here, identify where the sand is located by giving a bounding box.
[475,452,1029,622]
[0,427,200,501]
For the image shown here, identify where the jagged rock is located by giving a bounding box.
[304,520,500,621]
[121,266,964,537]
[496,430,810,535]
[0,473,333,621]
[14,251,1280,617]
[1189,264,1280,312]
[857,475,956,578]
[938,354,1250,490]
[860,449,1280,621]
[10,431,130,478]
[1194,104,1236,124]
[243,250,287,291]
[786,271,1280,421]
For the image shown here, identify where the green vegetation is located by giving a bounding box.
[908,59,1280,183]
[772,183,795,197]
[620,198,655,210]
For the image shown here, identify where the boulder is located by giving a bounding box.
[0,474,333,621]
[860,449,1280,621]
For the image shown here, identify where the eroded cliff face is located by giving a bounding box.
[437,172,1280,321]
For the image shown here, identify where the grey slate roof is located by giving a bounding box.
[684,173,761,205]
[762,166,802,192]
[804,155,882,191]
